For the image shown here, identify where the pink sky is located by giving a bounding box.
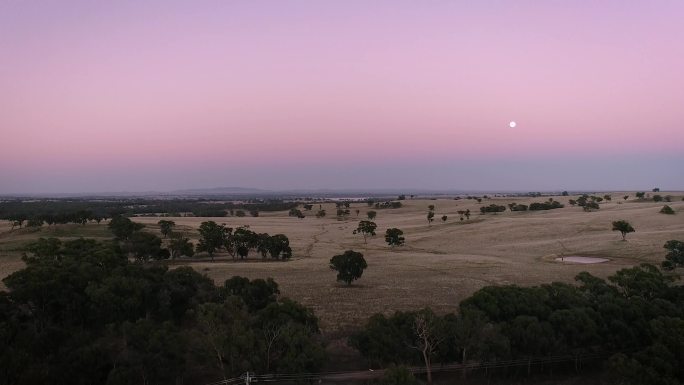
[1,1,683,193]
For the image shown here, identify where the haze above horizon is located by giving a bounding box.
[2,1,683,194]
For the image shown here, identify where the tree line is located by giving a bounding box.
[351,242,684,384]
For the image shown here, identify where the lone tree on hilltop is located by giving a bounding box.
[612,220,635,241]
[385,228,405,247]
[158,220,175,238]
[329,250,367,285]
[353,221,377,243]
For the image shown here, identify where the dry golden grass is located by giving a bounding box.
[1,193,683,334]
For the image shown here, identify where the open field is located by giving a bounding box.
[1,193,683,335]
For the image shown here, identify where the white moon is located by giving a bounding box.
[509,121,517,128]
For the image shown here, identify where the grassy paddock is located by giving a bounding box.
[1,193,683,332]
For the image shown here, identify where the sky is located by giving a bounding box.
[1,1,683,194]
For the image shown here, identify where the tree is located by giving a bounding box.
[428,204,435,211]
[108,215,144,240]
[612,220,635,241]
[660,205,675,215]
[385,228,405,247]
[367,210,377,220]
[653,194,663,202]
[329,250,367,285]
[604,194,612,201]
[623,195,629,201]
[315,209,326,218]
[128,232,167,262]
[441,215,447,222]
[197,221,229,261]
[410,309,446,384]
[353,221,377,243]
[427,211,435,224]
[661,240,684,270]
[635,192,646,199]
[169,236,194,258]
[158,220,175,238]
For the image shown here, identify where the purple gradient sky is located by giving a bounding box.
[1,1,683,193]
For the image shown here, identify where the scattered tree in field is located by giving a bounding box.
[660,205,675,215]
[428,205,435,211]
[385,228,405,247]
[612,220,635,241]
[303,204,313,211]
[427,211,435,224]
[664,195,672,202]
[480,204,506,214]
[336,209,351,219]
[169,236,194,258]
[508,203,528,211]
[353,221,377,243]
[250,210,259,217]
[197,221,229,261]
[604,194,612,201]
[441,215,447,222]
[329,250,367,285]
[653,195,663,202]
[623,195,629,201]
[367,210,377,220]
[529,200,564,210]
[583,201,600,211]
[355,209,360,217]
[289,208,305,218]
[315,209,326,218]
[108,215,145,240]
[635,192,646,199]
[661,240,684,270]
[158,220,175,238]
[235,210,246,217]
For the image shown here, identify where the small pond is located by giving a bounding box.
[555,256,610,264]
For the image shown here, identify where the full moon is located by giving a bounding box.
[509,121,517,128]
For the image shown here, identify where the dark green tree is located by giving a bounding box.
[354,221,377,243]
[197,221,229,261]
[612,220,635,241]
[329,250,367,285]
[385,228,405,247]
[158,220,176,238]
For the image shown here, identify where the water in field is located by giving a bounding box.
[555,256,609,264]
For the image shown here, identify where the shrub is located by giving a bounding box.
[660,205,675,215]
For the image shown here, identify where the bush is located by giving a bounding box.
[529,200,564,210]
[480,204,506,214]
[660,205,675,215]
